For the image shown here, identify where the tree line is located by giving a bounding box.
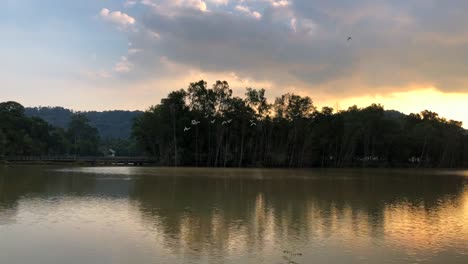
[1,80,467,168]
[25,107,141,139]
[0,101,101,156]
[132,80,468,168]
[0,102,142,157]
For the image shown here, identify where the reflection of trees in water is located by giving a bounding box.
[131,170,467,258]
[0,167,467,259]
[0,167,102,225]
[133,176,261,259]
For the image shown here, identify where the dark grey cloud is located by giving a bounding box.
[126,0,468,95]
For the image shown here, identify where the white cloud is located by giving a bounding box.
[114,56,133,73]
[290,18,297,32]
[171,0,208,12]
[295,18,317,35]
[147,30,161,40]
[141,0,159,8]
[207,0,229,5]
[235,5,262,19]
[235,5,249,13]
[242,0,290,7]
[271,0,290,7]
[124,0,138,7]
[129,48,143,54]
[141,0,211,13]
[252,11,262,19]
[99,8,136,26]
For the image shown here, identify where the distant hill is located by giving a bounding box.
[25,107,142,139]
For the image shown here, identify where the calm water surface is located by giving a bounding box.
[1,166,468,264]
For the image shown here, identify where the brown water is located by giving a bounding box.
[0,166,468,264]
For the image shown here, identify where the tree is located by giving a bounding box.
[131,81,468,168]
[0,130,6,156]
[0,101,73,156]
[67,114,100,156]
[0,101,25,117]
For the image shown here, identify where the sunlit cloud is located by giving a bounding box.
[99,8,136,26]
[271,0,290,7]
[1,0,467,126]
[235,5,262,19]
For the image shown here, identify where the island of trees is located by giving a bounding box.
[1,80,467,168]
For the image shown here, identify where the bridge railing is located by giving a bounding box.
[1,156,78,161]
[1,156,156,163]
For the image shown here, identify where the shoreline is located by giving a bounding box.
[2,160,467,170]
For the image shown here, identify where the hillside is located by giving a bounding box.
[25,107,142,139]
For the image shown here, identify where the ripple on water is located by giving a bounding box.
[0,167,467,264]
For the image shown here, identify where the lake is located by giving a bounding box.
[0,166,467,264]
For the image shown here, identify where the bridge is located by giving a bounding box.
[1,156,157,166]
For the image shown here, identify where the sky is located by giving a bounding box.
[2,0,468,126]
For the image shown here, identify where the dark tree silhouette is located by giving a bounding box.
[132,80,468,168]
[1,82,467,168]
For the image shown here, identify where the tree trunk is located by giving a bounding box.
[171,106,178,167]
[238,125,245,167]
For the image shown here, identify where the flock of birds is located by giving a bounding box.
[182,36,352,133]
[183,116,256,132]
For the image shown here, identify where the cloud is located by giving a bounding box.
[289,17,316,35]
[235,5,262,19]
[124,1,138,7]
[114,56,133,73]
[141,0,209,13]
[207,0,229,5]
[99,8,135,26]
[271,0,290,7]
[183,0,208,12]
[108,0,468,99]
[4,0,468,126]
[239,0,290,8]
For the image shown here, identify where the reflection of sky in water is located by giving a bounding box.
[0,167,467,264]
[54,166,403,180]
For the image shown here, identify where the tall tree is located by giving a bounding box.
[131,81,468,168]
[67,114,100,156]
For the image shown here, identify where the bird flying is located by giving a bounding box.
[191,120,200,125]
[211,119,216,124]
[250,123,256,127]
[184,127,191,132]
[347,36,352,42]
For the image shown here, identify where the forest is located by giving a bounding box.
[132,80,468,168]
[1,80,468,168]
[25,107,141,139]
[0,102,143,157]
[0,101,101,156]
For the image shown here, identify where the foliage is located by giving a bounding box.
[0,102,70,156]
[2,84,467,167]
[25,107,142,139]
[133,80,468,168]
[66,114,100,156]
[0,102,113,157]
